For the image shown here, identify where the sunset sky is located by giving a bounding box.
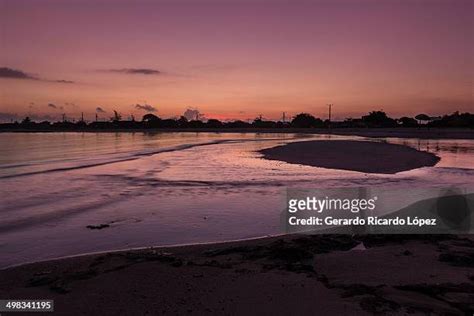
[0,0,472,122]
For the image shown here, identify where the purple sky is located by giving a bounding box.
[0,0,472,121]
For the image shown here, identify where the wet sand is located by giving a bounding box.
[0,234,472,315]
[260,140,440,174]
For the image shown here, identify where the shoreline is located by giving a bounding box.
[1,234,284,271]
[1,233,472,314]
[1,127,473,139]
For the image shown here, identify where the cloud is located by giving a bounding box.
[0,67,38,80]
[108,68,161,75]
[183,108,204,121]
[0,67,74,84]
[135,104,157,112]
[53,79,75,84]
[95,107,106,113]
[46,103,64,110]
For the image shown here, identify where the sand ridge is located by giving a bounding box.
[259,140,440,174]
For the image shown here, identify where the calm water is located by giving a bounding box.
[1,132,473,268]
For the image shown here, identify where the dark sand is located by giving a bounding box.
[1,234,473,315]
[260,140,440,174]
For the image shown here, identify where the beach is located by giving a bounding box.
[1,136,473,315]
[1,234,473,315]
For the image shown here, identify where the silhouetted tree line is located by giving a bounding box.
[1,111,472,131]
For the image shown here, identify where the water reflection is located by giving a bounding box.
[0,132,473,268]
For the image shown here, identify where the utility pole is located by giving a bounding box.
[81,112,84,122]
[327,104,332,122]
[95,113,98,122]
[327,103,333,131]
[282,112,286,123]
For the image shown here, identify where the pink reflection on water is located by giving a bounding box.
[0,132,473,268]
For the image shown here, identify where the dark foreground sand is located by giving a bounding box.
[260,140,440,174]
[0,234,473,315]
